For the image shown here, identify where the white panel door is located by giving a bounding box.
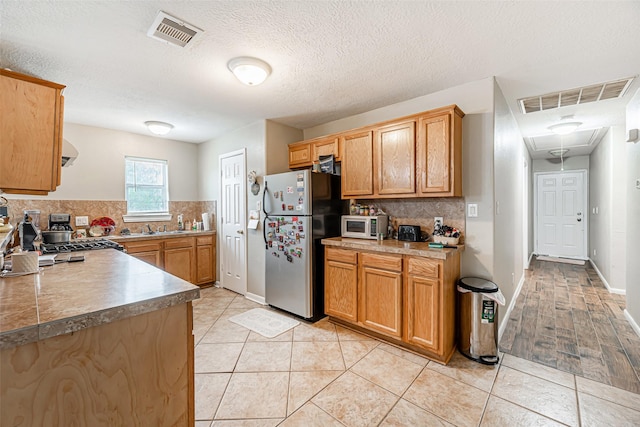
[220,151,246,295]
[536,171,586,258]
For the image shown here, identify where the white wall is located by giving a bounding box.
[625,89,640,327]
[589,129,613,287]
[9,123,199,201]
[493,82,526,315]
[197,119,301,299]
[532,156,589,173]
[610,126,628,291]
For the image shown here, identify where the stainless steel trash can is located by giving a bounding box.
[457,277,500,365]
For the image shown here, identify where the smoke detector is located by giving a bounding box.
[147,11,203,47]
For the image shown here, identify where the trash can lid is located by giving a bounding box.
[458,277,499,293]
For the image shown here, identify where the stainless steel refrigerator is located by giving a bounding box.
[263,169,344,320]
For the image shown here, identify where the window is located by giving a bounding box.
[124,157,170,222]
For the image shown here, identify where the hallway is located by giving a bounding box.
[500,258,640,394]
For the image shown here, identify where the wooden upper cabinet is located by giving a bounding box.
[374,121,416,196]
[288,142,311,169]
[340,131,374,198]
[312,136,340,162]
[0,69,65,195]
[416,106,464,197]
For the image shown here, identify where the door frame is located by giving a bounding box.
[533,169,588,259]
[218,148,248,294]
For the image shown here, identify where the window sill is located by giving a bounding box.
[123,213,172,223]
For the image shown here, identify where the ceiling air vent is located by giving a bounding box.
[147,11,203,47]
[518,77,635,114]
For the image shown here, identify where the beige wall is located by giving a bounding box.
[493,82,526,321]
[197,120,300,300]
[625,89,640,328]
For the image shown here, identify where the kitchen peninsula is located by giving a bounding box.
[0,249,200,425]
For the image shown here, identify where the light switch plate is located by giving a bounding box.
[467,203,478,218]
[75,216,89,226]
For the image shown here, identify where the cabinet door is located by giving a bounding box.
[325,248,358,322]
[124,241,163,268]
[288,142,312,169]
[341,131,373,197]
[359,253,403,338]
[164,247,195,283]
[374,121,416,195]
[313,137,340,162]
[0,71,65,194]
[195,236,216,285]
[404,257,442,354]
[417,113,450,194]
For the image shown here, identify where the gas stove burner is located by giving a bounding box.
[41,238,124,254]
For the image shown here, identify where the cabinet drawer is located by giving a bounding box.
[326,247,357,264]
[196,235,213,246]
[125,241,162,254]
[164,237,194,249]
[360,252,402,272]
[407,257,441,278]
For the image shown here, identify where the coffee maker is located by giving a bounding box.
[19,213,39,251]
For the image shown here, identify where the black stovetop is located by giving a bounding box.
[41,239,124,254]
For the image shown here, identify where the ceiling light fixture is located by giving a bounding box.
[227,56,271,86]
[548,149,569,157]
[548,121,582,135]
[145,121,174,135]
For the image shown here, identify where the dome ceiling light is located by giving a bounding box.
[227,57,272,86]
[145,121,174,135]
[548,121,582,135]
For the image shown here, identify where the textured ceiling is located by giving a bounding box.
[1,1,639,158]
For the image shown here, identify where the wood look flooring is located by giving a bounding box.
[500,257,640,394]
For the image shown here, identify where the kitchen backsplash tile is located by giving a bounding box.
[4,200,217,234]
[357,198,465,241]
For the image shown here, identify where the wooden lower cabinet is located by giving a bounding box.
[121,234,215,286]
[123,241,163,268]
[359,253,403,338]
[324,246,460,364]
[195,235,216,285]
[325,247,358,323]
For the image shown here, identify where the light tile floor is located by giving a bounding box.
[192,286,640,427]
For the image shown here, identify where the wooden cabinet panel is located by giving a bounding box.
[341,131,373,197]
[325,249,358,323]
[0,70,65,195]
[374,121,416,195]
[359,254,403,338]
[407,256,440,279]
[164,237,194,249]
[123,241,163,268]
[195,234,216,285]
[313,136,340,161]
[417,107,463,197]
[404,274,440,353]
[288,142,311,169]
[164,247,195,283]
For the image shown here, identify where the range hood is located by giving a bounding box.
[62,139,78,167]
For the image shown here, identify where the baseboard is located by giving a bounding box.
[588,259,626,295]
[499,272,526,341]
[624,309,640,338]
[213,281,222,288]
[245,292,267,305]
[525,252,534,269]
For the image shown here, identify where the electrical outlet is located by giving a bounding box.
[75,216,89,226]
[434,217,443,229]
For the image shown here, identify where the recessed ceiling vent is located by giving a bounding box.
[518,77,635,114]
[147,11,203,47]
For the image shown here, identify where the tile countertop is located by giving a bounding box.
[108,229,216,242]
[0,249,200,350]
[321,237,464,259]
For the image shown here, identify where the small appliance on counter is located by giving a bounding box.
[18,213,39,251]
[341,215,388,240]
[48,213,74,231]
[398,225,423,242]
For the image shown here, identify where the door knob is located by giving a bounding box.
[237,230,244,234]
[577,218,582,222]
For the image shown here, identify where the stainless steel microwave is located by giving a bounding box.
[341,215,388,240]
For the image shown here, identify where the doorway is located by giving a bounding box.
[534,170,588,259]
[219,149,247,295]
